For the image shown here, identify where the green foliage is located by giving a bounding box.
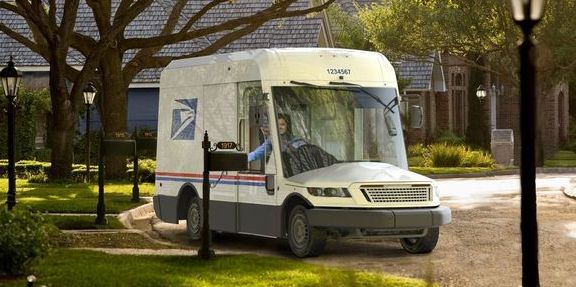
[32,149,51,162]
[425,144,465,167]
[461,150,495,168]
[327,4,374,50]
[415,143,495,168]
[407,143,426,157]
[0,87,50,161]
[432,131,466,146]
[73,131,101,165]
[128,158,156,183]
[544,150,576,167]
[27,172,49,183]
[0,179,154,213]
[0,250,434,287]
[0,207,56,276]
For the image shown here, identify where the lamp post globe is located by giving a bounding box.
[83,83,96,183]
[476,84,487,102]
[0,57,22,211]
[510,0,545,286]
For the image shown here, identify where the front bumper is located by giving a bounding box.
[306,206,451,229]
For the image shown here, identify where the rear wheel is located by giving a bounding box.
[186,197,202,240]
[287,205,327,257]
[400,227,439,254]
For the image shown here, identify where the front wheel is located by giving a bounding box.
[288,206,327,258]
[400,227,439,254]
[186,197,202,240]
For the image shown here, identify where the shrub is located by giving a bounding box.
[433,131,466,146]
[71,166,98,183]
[462,150,495,167]
[422,144,495,168]
[407,143,426,157]
[424,144,465,167]
[0,87,50,161]
[0,207,56,276]
[27,172,49,183]
[127,158,156,183]
[33,149,52,162]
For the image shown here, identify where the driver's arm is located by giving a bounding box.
[248,139,271,162]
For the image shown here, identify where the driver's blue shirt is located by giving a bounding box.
[248,139,272,162]
[248,137,306,162]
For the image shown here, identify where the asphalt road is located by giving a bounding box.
[145,173,576,287]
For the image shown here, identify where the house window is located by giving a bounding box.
[452,73,464,87]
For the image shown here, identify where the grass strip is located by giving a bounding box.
[46,215,125,230]
[0,249,434,287]
[0,179,154,213]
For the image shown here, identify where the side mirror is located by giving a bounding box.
[409,105,423,129]
[265,175,275,195]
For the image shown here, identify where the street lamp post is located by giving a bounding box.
[83,83,96,183]
[510,0,545,286]
[0,57,22,211]
[476,84,487,103]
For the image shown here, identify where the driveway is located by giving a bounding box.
[142,173,576,287]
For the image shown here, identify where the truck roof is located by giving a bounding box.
[161,48,398,88]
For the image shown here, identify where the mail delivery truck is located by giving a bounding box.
[153,48,451,257]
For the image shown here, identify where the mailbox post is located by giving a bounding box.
[198,131,247,260]
[95,135,139,224]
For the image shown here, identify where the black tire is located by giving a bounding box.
[400,227,440,254]
[287,205,327,258]
[186,197,202,240]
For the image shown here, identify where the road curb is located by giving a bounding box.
[427,167,576,179]
[562,179,576,200]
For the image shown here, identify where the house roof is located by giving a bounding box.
[0,0,323,84]
[396,52,447,92]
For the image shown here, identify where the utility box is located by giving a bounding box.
[491,129,514,166]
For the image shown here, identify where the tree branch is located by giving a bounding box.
[179,0,230,33]
[86,0,112,35]
[122,0,336,49]
[123,20,266,81]
[0,24,47,59]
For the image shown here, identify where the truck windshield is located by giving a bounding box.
[273,86,404,177]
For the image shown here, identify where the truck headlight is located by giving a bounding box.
[307,187,351,197]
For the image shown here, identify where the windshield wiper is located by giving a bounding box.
[329,81,396,114]
[290,80,320,87]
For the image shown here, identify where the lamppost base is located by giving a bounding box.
[197,248,215,260]
[6,199,16,211]
[94,216,108,225]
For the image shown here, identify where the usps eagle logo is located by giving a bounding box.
[171,98,198,140]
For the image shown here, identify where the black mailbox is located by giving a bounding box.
[210,152,247,171]
[102,139,136,156]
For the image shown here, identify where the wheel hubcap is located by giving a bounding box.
[291,213,309,249]
[188,203,200,234]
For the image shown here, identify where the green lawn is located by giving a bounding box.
[410,166,501,175]
[0,249,434,287]
[0,179,154,213]
[544,150,576,167]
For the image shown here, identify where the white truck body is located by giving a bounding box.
[153,48,451,257]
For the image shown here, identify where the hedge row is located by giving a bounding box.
[0,159,156,183]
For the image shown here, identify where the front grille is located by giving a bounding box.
[360,184,431,203]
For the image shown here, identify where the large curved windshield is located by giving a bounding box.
[273,85,405,177]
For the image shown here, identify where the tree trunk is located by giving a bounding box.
[48,64,77,180]
[99,50,129,179]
